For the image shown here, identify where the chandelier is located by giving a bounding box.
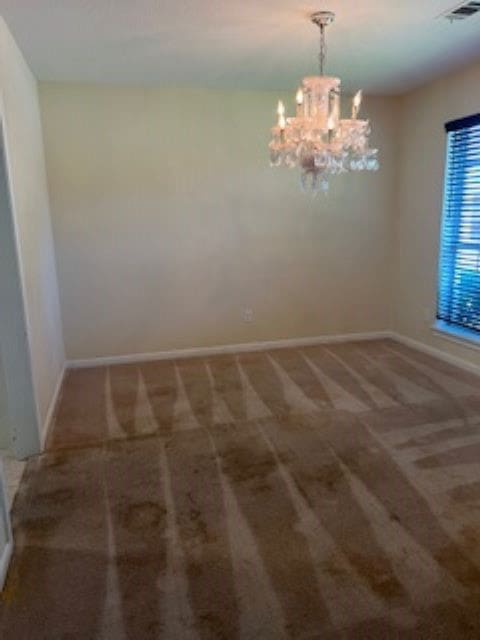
[269,11,379,194]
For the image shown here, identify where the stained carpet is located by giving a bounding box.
[1,339,480,638]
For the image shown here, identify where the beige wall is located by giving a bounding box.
[40,84,398,360]
[394,59,480,367]
[0,18,64,448]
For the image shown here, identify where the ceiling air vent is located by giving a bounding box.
[443,1,480,20]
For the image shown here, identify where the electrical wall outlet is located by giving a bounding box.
[242,307,254,323]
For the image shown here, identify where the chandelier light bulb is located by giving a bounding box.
[352,90,362,119]
[268,11,379,194]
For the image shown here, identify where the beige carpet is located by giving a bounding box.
[1,339,480,638]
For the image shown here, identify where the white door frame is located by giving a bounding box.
[0,91,42,459]
[0,459,13,590]
[0,89,45,591]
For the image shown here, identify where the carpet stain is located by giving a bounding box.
[119,501,166,532]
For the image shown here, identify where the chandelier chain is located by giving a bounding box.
[319,24,326,76]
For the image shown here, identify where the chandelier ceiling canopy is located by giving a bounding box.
[269,11,379,194]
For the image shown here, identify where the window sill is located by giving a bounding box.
[432,320,480,352]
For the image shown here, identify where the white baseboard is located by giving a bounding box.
[62,328,480,381]
[390,331,480,377]
[67,331,392,369]
[41,364,66,451]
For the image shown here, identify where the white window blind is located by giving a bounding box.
[437,113,480,333]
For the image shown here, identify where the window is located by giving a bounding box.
[437,113,480,335]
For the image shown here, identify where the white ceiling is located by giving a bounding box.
[1,1,480,94]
